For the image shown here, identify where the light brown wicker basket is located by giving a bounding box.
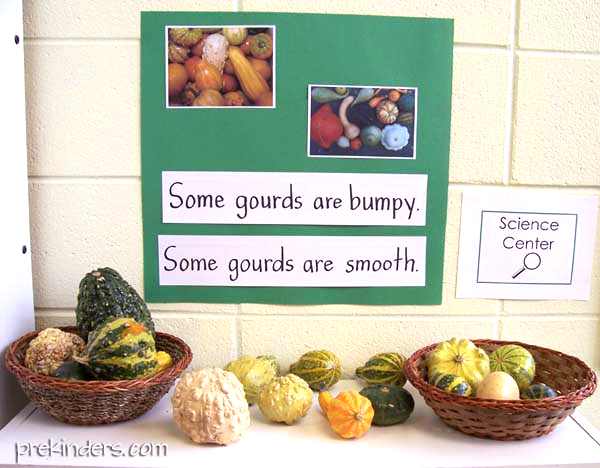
[5,326,192,425]
[406,339,597,440]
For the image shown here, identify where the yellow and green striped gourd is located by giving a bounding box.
[76,317,158,380]
[429,372,473,396]
[355,352,406,386]
[289,350,340,391]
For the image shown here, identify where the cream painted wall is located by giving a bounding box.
[22,1,600,428]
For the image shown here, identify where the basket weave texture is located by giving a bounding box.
[5,326,192,425]
[406,339,597,440]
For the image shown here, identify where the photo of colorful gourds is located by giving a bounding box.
[309,85,417,159]
[167,26,274,107]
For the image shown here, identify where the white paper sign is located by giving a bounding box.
[162,171,427,226]
[158,235,426,287]
[457,191,598,300]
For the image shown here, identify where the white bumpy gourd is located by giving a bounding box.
[172,368,250,445]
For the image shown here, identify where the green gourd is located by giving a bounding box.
[76,267,155,341]
[521,383,558,399]
[429,372,473,396]
[311,87,349,103]
[489,344,536,391]
[75,317,158,380]
[359,384,414,426]
[360,125,382,146]
[289,350,340,391]
[355,352,407,387]
[51,360,93,381]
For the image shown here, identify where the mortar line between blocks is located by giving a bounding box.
[494,300,503,339]
[22,37,600,59]
[29,175,140,184]
[503,0,519,186]
[238,313,501,321]
[233,0,241,12]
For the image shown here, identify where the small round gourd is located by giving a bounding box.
[360,125,382,146]
[381,124,410,151]
[429,372,472,396]
[24,328,85,376]
[258,374,313,424]
[355,352,407,387]
[376,100,399,124]
[359,384,414,426]
[169,28,204,47]
[521,383,558,399]
[289,350,340,391]
[427,338,490,389]
[326,391,374,439]
[171,368,250,445]
[489,344,536,391]
[476,371,520,400]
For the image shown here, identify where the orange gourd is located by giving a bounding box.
[326,391,374,439]
[318,391,334,413]
[195,60,222,91]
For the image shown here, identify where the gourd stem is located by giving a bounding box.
[354,413,363,421]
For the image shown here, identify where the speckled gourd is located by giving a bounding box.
[257,374,313,424]
[172,368,250,445]
[75,267,155,341]
[75,317,158,380]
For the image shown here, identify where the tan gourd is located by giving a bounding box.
[171,368,250,445]
[24,328,85,375]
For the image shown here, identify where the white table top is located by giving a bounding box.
[1,380,599,468]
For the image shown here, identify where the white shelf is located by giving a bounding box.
[1,380,599,468]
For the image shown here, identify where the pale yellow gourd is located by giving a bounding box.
[224,355,279,404]
[257,374,313,424]
[171,368,250,445]
[427,338,490,389]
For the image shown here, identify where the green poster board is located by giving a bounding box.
[141,12,453,305]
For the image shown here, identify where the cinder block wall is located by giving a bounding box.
[23,1,600,427]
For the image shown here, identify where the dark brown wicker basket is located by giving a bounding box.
[5,326,192,425]
[406,339,597,440]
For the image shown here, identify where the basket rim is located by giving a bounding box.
[4,326,193,393]
[406,338,597,411]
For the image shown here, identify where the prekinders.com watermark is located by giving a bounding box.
[15,439,167,463]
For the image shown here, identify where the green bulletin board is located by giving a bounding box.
[141,12,453,305]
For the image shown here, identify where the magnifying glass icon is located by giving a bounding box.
[512,252,542,279]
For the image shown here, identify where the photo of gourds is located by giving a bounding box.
[167,26,274,107]
[309,85,417,159]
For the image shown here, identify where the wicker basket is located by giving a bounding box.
[406,339,597,440]
[5,326,192,425]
